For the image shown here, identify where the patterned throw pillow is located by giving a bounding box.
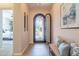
[54,36,63,47]
[70,43,79,56]
[70,47,79,56]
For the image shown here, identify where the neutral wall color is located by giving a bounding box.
[28,8,51,44]
[13,3,29,55]
[51,3,79,44]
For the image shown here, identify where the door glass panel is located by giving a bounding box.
[2,10,13,40]
[35,16,44,41]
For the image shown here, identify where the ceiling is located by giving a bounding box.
[27,3,53,10]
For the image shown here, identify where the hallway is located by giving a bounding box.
[23,43,50,56]
[0,3,79,56]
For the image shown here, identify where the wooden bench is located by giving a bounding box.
[49,44,60,56]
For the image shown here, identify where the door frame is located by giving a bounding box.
[45,13,52,43]
[0,9,13,55]
[33,13,46,43]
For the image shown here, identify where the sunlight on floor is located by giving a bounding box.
[23,43,50,56]
[0,40,13,56]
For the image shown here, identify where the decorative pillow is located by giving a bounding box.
[70,43,78,48]
[70,43,79,56]
[58,43,70,56]
[70,47,79,56]
[54,36,63,47]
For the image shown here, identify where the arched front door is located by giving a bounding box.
[33,13,46,43]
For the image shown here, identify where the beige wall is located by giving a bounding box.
[13,3,29,55]
[51,3,79,44]
[28,8,51,44]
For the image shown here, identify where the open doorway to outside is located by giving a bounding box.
[0,9,13,56]
[33,14,46,43]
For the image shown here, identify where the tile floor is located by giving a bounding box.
[0,41,50,56]
[23,43,50,56]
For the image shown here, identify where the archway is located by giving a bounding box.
[33,13,46,43]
